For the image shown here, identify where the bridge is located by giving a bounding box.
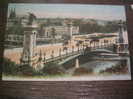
[42,43,115,64]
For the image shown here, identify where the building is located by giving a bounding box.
[73,33,118,48]
[41,24,79,38]
[5,34,23,47]
[7,8,17,28]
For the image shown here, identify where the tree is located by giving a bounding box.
[51,50,54,58]
[63,41,69,46]
[3,58,18,75]
[38,23,45,36]
[79,21,101,34]
[43,62,65,75]
[76,41,84,51]
[63,47,68,55]
[76,42,80,51]
[46,19,51,26]
[62,34,71,41]
[73,19,82,26]
[79,20,120,34]
[90,39,99,48]
[63,41,69,54]
[7,18,24,35]
[72,46,74,52]
[51,27,57,43]
[59,48,62,56]
[103,21,119,33]
[51,28,56,38]
[78,40,84,49]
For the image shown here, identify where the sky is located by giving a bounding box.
[8,3,126,21]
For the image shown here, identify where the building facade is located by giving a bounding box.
[42,25,79,38]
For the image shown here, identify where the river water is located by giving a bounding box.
[78,55,131,74]
[81,60,119,73]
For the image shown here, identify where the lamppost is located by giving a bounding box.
[67,21,73,42]
[117,20,125,53]
[118,20,124,44]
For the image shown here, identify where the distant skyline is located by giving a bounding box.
[8,3,126,21]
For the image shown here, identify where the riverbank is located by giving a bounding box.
[4,43,77,64]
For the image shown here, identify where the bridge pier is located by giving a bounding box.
[75,58,80,69]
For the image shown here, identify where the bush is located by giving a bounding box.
[99,60,128,74]
[3,58,19,75]
[3,58,44,76]
[18,64,44,76]
[43,62,65,75]
[73,67,93,76]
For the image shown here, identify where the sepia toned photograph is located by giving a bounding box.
[2,3,131,81]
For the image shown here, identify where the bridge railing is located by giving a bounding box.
[43,49,84,63]
[43,43,114,63]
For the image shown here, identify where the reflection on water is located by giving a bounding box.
[64,53,130,75]
[81,60,119,73]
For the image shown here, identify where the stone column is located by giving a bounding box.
[67,22,73,40]
[75,58,79,69]
[20,25,38,67]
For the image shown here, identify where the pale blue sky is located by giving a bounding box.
[8,3,126,21]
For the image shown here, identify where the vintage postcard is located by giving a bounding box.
[2,3,131,81]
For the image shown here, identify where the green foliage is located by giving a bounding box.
[18,64,44,76]
[3,58,66,77]
[3,56,66,76]
[43,62,65,75]
[99,60,128,74]
[103,21,119,33]
[79,21,120,34]
[3,58,18,75]
[62,34,71,41]
[3,58,44,76]
[73,67,93,76]
[51,28,56,38]
[7,18,24,35]
[73,19,82,26]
